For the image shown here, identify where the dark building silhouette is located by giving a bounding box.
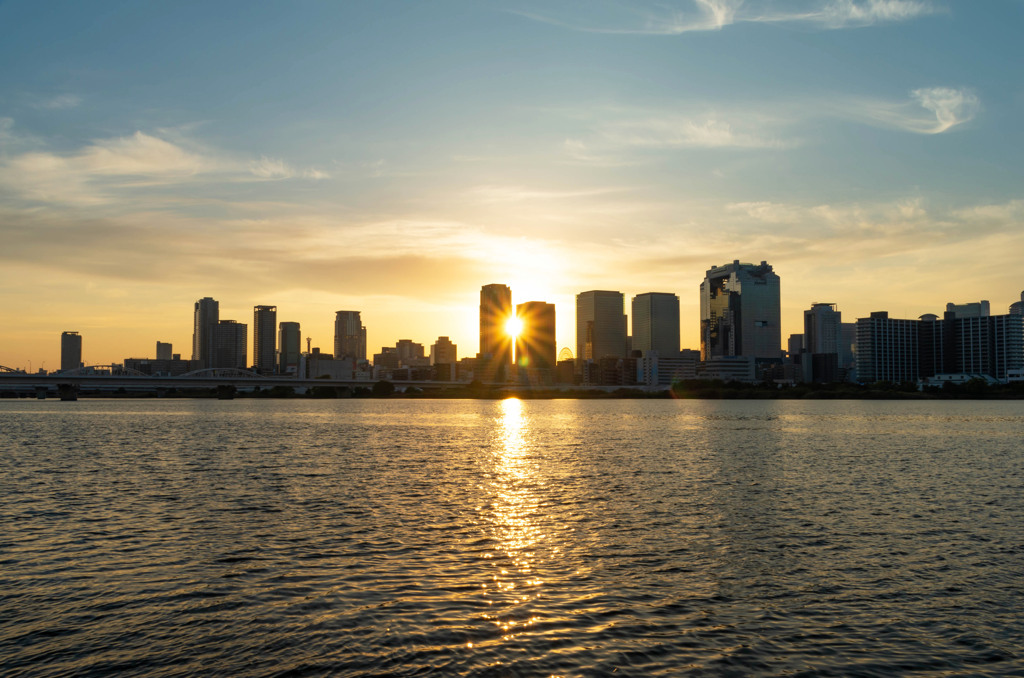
[479,284,513,381]
[278,321,301,375]
[60,331,82,372]
[516,301,556,383]
[632,292,680,358]
[335,311,366,360]
[156,341,172,361]
[254,305,277,374]
[212,320,247,370]
[192,297,219,369]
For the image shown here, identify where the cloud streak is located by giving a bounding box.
[512,0,935,35]
[835,87,980,134]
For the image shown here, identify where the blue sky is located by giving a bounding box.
[1,0,1022,368]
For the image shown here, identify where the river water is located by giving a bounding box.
[1,398,1022,676]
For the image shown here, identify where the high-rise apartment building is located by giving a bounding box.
[479,284,513,366]
[855,311,919,383]
[156,341,172,361]
[430,336,457,366]
[334,311,366,360]
[192,297,219,369]
[516,301,557,374]
[278,321,301,375]
[631,292,680,357]
[60,331,82,372]
[253,305,277,374]
[700,260,781,360]
[1010,292,1024,316]
[576,290,627,372]
[212,320,247,370]
[857,305,1024,384]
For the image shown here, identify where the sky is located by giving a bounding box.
[1,0,1022,370]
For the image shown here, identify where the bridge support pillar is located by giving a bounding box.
[58,384,78,401]
[35,386,47,400]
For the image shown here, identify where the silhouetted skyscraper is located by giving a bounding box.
[480,284,513,380]
[804,303,842,354]
[192,297,219,369]
[631,292,680,357]
[156,341,172,361]
[576,291,627,372]
[212,320,247,370]
[334,311,366,360]
[60,331,82,372]
[278,321,301,375]
[700,260,781,360]
[516,301,556,373]
[253,305,277,373]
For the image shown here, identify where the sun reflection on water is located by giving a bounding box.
[480,397,550,639]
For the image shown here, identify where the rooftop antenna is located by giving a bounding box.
[306,337,312,353]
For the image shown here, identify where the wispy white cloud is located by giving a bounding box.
[249,155,295,179]
[834,87,980,134]
[0,128,333,205]
[0,131,215,205]
[599,114,788,149]
[511,0,936,35]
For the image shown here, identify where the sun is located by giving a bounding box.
[505,315,523,339]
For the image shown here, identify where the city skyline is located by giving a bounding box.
[1,1,1022,369]
[9,278,1024,374]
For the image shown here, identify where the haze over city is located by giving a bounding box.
[1,0,1022,369]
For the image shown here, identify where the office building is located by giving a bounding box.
[801,302,843,382]
[335,311,366,360]
[430,336,457,366]
[516,301,557,374]
[212,320,247,370]
[479,284,513,377]
[278,322,301,375]
[632,292,680,357]
[156,342,172,361]
[576,290,627,372]
[60,331,82,372]
[192,297,219,369]
[700,260,781,360]
[253,305,277,374]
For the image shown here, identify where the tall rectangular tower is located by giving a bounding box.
[516,301,556,373]
[479,284,513,373]
[60,331,82,372]
[192,297,219,369]
[631,292,680,357]
[334,311,366,360]
[253,305,277,373]
[700,260,781,360]
[576,290,627,371]
[278,321,301,375]
[803,303,842,354]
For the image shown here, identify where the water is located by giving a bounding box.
[1,398,1022,676]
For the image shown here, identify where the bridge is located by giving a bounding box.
[0,371,467,394]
